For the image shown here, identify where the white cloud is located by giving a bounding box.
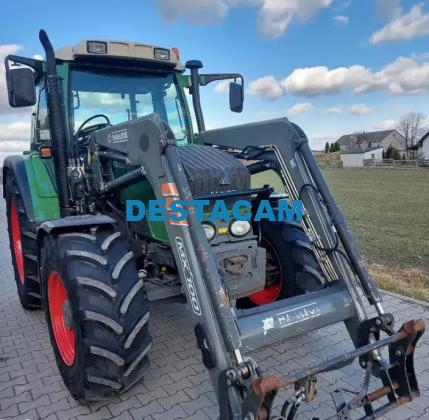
[247,75,283,99]
[0,44,21,58]
[282,65,372,97]
[374,119,398,130]
[355,56,429,95]
[249,53,429,99]
[370,3,429,44]
[33,54,44,61]
[155,0,332,37]
[0,140,28,153]
[0,121,31,143]
[214,80,231,93]
[327,105,343,113]
[287,102,313,117]
[257,0,332,38]
[0,121,31,163]
[332,15,349,24]
[350,104,373,116]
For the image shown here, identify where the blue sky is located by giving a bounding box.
[0,0,428,159]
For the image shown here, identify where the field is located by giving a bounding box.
[253,168,429,301]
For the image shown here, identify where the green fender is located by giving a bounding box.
[23,153,60,222]
[3,153,59,222]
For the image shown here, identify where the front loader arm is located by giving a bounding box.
[92,114,245,419]
[90,113,425,420]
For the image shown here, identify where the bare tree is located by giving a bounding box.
[397,112,427,153]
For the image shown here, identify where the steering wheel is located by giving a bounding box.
[72,114,111,159]
[78,122,110,138]
[75,114,111,140]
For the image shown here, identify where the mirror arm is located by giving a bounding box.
[5,54,44,82]
[200,73,243,86]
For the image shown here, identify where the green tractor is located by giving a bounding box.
[3,30,425,419]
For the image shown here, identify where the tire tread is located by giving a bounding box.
[41,226,152,401]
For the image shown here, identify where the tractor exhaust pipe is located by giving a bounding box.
[39,30,71,215]
[185,60,205,132]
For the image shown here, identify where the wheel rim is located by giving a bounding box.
[10,198,25,284]
[48,271,76,366]
[249,237,283,305]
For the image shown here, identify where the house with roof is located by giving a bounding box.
[340,146,383,168]
[409,131,429,160]
[336,130,405,153]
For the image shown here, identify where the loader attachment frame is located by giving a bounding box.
[242,318,424,420]
[90,113,425,419]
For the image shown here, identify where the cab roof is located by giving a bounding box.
[55,39,184,71]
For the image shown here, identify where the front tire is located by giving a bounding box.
[41,226,152,401]
[247,221,327,306]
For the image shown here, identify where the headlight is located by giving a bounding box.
[202,222,216,241]
[229,220,251,237]
[154,48,170,60]
[87,41,107,54]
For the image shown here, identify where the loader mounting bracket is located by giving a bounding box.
[241,319,425,420]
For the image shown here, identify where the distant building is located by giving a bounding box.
[336,130,405,152]
[340,147,383,168]
[409,131,429,160]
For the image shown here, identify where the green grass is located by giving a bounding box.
[252,169,429,301]
[322,168,429,271]
[253,168,429,285]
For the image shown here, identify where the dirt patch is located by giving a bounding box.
[369,263,429,302]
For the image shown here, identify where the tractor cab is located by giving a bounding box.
[8,38,244,154]
[54,40,192,145]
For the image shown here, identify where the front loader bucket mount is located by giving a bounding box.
[242,318,425,419]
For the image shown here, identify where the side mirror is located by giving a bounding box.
[6,67,37,108]
[229,82,243,113]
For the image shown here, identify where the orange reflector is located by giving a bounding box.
[161,182,188,226]
[161,182,179,196]
[39,147,52,158]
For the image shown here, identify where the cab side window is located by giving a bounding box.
[37,88,49,134]
[31,87,49,150]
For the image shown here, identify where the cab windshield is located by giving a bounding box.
[69,68,190,143]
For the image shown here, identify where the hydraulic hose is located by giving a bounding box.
[298,140,382,305]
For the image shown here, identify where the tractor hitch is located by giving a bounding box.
[242,318,425,420]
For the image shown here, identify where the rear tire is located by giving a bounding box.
[5,174,42,309]
[41,226,152,401]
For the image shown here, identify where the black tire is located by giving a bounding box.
[241,221,327,307]
[41,226,152,401]
[5,173,42,309]
[263,221,327,298]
